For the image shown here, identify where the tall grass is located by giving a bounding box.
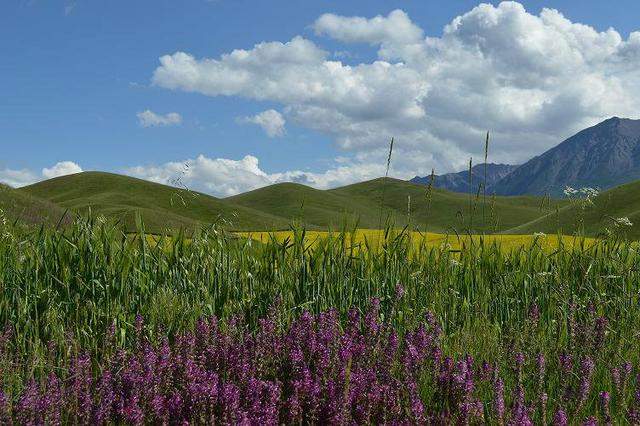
[377,136,394,230]
[1,217,639,421]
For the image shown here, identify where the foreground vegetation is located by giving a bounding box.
[1,214,639,423]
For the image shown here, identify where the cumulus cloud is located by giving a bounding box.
[0,168,39,188]
[0,161,83,187]
[126,154,390,197]
[137,110,183,127]
[42,161,83,179]
[313,9,424,54]
[151,2,640,175]
[238,109,286,137]
[127,155,271,197]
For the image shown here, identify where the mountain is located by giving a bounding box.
[411,163,518,193]
[492,117,640,196]
[503,178,640,239]
[20,172,289,233]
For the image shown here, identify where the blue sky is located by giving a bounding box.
[2,1,639,195]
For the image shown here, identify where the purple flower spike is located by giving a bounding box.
[395,283,405,299]
[553,409,568,426]
[600,391,611,425]
[493,377,505,424]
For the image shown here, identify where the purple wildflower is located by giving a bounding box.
[493,377,505,424]
[395,283,405,299]
[600,391,611,425]
[553,409,568,426]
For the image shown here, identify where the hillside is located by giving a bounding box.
[231,177,567,233]
[493,117,640,196]
[0,183,70,226]
[17,172,572,234]
[20,172,289,232]
[411,163,518,194]
[503,180,640,239]
[328,178,566,233]
[227,182,376,229]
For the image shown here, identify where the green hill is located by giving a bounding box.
[328,178,567,232]
[0,183,70,226]
[18,172,571,234]
[229,177,567,233]
[226,182,381,229]
[504,180,640,239]
[20,172,289,232]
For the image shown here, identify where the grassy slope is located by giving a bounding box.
[230,177,567,233]
[226,182,381,229]
[0,183,70,226]
[330,178,567,232]
[504,180,640,239]
[20,172,290,232]
[18,172,571,234]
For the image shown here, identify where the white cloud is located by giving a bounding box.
[126,154,394,197]
[0,168,38,188]
[127,155,271,197]
[0,161,83,187]
[313,9,423,53]
[42,161,83,179]
[238,109,286,137]
[151,3,640,175]
[137,110,183,127]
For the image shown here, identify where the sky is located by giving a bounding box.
[2,0,639,196]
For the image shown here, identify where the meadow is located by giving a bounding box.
[1,212,639,424]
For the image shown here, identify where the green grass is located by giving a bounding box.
[5,173,640,421]
[505,179,640,239]
[20,171,290,232]
[1,218,639,411]
[0,183,70,226]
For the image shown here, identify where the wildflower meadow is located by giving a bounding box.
[1,216,639,424]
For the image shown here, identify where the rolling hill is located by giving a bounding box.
[230,177,567,233]
[503,179,640,239]
[328,178,567,232]
[0,183,70,226]
[226,182,377,229]
[16,172,569,234]
[20,172,290,232]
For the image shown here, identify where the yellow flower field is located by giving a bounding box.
[235,229,599,253]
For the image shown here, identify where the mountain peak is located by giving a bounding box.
[411,163,518,193]
[492,117,640,196]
